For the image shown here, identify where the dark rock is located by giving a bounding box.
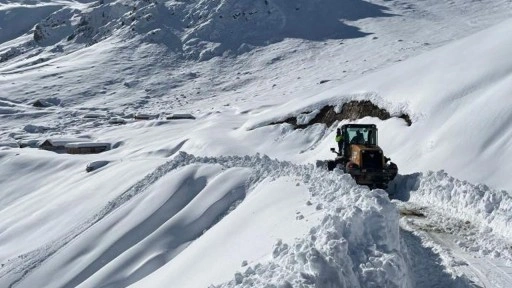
[271,100,412,129]
[34,25,44,42]
[33,100,50,107]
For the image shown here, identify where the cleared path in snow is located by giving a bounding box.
[400,209,512,288]
[392,171,512,288]
[428,231,512,288]
[399,229,472,288]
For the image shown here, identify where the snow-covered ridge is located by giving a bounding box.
[1,0,391,64]
[178,0,390,60]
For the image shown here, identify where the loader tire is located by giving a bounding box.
[327,161,336,171]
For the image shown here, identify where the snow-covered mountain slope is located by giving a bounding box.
[2,0,512,189]
[1,0,512,287]
[246,17,512,191]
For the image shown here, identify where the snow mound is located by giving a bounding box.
[391,171,512,260]
[215,193,408,288]
[1,152,411,288]
[137,153,410,288]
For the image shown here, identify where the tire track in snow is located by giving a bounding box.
[401,212,512,288]
[399,228,473,288]
[392,170,512,288]
[390,171,512,259]
[427,232,507,288]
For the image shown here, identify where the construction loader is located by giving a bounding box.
[327,124,398,189]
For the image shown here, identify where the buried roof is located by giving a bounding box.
[0,141,19,148]
[65,142,111,148]
[40,138,89,146]
[134,113,158,119]
[166,113,195,120]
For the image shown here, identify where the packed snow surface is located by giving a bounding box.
[1,0,512,287]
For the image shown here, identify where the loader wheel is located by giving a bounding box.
[376,183,388,190]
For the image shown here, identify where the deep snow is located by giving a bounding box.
[1,0,512,287]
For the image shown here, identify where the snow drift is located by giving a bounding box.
[0,152,414,288]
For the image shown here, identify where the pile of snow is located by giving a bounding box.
[214,192,407,287]
[133,152,411,288]
[0,152,412,288]
[391,171,512,261]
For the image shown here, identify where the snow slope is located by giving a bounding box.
[245,17,512,191]
[1,0,512,287]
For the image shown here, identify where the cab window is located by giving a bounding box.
[346,127,377,145]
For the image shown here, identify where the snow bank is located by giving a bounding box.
[214,193,409,288]
[391,171,512,259]
[243,92,409,130]
[1,152,411,288]
[132,153,410,288]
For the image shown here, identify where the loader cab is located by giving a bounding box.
[341,124,378,156]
